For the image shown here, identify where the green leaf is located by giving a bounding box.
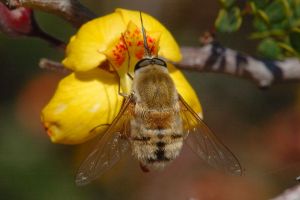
[265,0,288,23]
[280,0,292,18]
[219,0,236,8]
[269,29,286,36]
[290,18,300,28]
[257,10,270,25]
[292,0,300,19]
[250,0,270,9]
[253,17,268,31]
[277,42,298,56]
[289,30,300,53]
[257,38,282,59]
[270,19,289,30]
[249,2,257,14]
[215,7,242,33]
[291,27,300,32]
[250,31,270,39]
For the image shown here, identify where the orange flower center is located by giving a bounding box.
[103,21,160,71]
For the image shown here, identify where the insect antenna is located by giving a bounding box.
[139,11,152,58]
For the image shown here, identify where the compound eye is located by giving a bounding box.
[134,58,167,72]
[152,58,167,68]
[134,58,152,71]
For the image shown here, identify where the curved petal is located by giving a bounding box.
[168,64,203,119]
[62,12,126,71]
[41,69,123,144]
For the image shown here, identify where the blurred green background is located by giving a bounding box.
[1,0,300,199]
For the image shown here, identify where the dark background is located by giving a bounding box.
[0,0,299,199]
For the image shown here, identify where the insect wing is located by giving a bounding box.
[179,95,243,176]
[75,96,134,186]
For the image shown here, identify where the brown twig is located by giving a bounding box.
[2,0,96,28]
[0,2,66,49]
[39,58,70,74]
[29,11,66,49]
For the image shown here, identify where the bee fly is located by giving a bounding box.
[75,12,243,186]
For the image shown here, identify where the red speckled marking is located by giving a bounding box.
[135,50,144,60]
[109,36,128,67]
[107,24,159,70]
[137,41,143,46]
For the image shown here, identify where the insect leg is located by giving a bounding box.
[121,33,134,81]
[117,78,130,97]
[127,73,134,80]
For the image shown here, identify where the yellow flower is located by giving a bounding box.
[41,8,202,144]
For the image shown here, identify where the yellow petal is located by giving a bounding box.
[169,64,203,119]
[62,12,126,71]
[41,69,123,144]
[63,8,182,72]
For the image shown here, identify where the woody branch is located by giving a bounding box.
[2,0,300,89]
[1,0,96,28]
[178,43,300,88]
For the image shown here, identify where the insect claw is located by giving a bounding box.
[118,92,130,97]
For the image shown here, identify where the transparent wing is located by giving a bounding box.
[179,95,243,176]
[75,95,134,186]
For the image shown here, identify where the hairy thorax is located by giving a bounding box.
[130,65,184,169]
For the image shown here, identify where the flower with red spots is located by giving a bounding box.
[41,8,202,144]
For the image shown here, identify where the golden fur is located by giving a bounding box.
[131,64,184,169]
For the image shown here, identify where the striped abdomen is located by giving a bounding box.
[130,109,184,169]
